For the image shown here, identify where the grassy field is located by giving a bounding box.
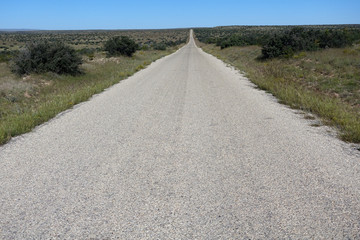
[197,41,360,143]
[0,29,188,145]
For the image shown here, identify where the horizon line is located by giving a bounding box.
[1,23,360,32]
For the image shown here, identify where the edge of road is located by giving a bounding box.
[192,31,360,156]
[1,40,190,147]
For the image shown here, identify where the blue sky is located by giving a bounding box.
[1,0,359,30]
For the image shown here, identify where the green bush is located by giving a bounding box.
[262,27,360,59]
[140,44,150,51]
[261,37,285,59]
[77,47,96,56]
[77,48,96,60]
[12,41,82,75]
[104,36,138,57]
[153,43,166,50]
[195,26,360,59]
[0,50,16,63]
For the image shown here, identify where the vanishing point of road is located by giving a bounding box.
[1,31,359,239]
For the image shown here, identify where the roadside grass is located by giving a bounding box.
[198,42,360,143]
[0,48,178,145]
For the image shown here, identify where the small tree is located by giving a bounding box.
[104,36,138,57]
[12,41,82,75]
[261,36,285,59]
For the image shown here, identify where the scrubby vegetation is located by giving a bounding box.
[104,36,138,57]
[12,41,82,75]
[262,27,360,59]
[0,29,188,145]
[153,43,167,50]
[0,50,16,62]
[194,25,275,47]
[0,29,189,65]
[0,29,188,53]
[194,25,360,58]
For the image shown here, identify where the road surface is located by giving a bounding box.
[1,30,360,239]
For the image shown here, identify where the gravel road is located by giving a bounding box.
[1,30,360,239]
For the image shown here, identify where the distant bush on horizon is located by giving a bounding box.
[104,36,138,57]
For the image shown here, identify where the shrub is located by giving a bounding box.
[153,43,166,50]
[12,41,82,75]
[0,50,16,63]
[216,35,247,49]
[261,36,285,59]
[140,44,150,51]
[104,36,138,57]
[318,29,351,48]
[77,48,96,60]
[77,47,95,56]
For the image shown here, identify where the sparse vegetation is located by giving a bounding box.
[195,25,360,143]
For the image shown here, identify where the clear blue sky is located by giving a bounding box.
[1,0,359,30]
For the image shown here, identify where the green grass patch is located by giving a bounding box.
[0,48,178,145]
[198,43,360,143]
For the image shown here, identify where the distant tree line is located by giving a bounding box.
[211,33,269,49]
[195,27,272,48]
[261,27,360,59]
[0,29,188,54]
[194,26,360,59]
